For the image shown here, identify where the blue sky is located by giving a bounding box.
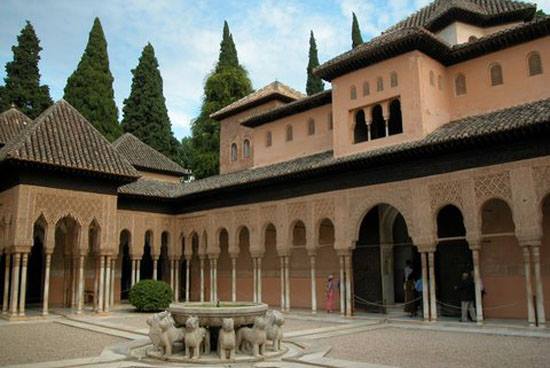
[1,0,549,139]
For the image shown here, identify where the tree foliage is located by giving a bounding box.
[64,18,120,141]
[306,31,324,96]
[535,9,547,17]
[121,43,179,160]
[129,280,173,312]
[352,12,364,48]
[184,21,253,179]
[0,21,52,118]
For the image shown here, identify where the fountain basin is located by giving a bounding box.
[169,302,268,327]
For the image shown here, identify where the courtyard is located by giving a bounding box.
[1,306,549,368]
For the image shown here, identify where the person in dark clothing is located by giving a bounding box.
[456,272,476,322]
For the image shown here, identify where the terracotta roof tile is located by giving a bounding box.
[0,100,140,180]
[0,108,32,146]
[113,133,188,176]
[210,81,305,120]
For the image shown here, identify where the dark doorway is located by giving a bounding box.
[26,233,44,305]
[141,231,154,280]
[119,230,132,300]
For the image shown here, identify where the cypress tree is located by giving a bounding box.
[306,31,324,96]
[64,17,120,141]
[0,21,52,118]
[186,21,253,179]
[352,12,364,48]
[121,43,178,160]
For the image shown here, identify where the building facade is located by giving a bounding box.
[1,0,550,327]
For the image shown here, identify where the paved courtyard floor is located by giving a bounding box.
[1,306,549,368]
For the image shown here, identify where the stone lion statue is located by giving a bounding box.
[184,315,210,359]
[217,318,236,360]
[236,316,267,357]
[146,311,183,357]
[265,310,285,351]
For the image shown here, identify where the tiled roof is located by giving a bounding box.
[387,0,536,32]
[210,81,305,120]
[316,16,550,81]
[0,108,32,146]
[0,100,140,180]
[113,133,188,176]
[242,90,333,128]
[119,98,550,199]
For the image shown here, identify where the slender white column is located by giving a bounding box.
[428,251,437,322]
[213,259,218,302]
[42,253,51,316]
[231,257,237,302]
[185,258,190,302]
[110,258,115,308]
[472,248,484,324]
[345,255,352,317]
[284,256,290,312]
[136,259,141,282]
[420,252,429,321]
[97,256,105,313]
[18,253,28,316]
[70,258,77,308]
[77,255,85,314]
[257,258,262,303]
[104,256,111,312]
[310,255,317,314]
[531,246,546,327]
[280,257,285,310]
[9,253,20,316]
[523,247,536,326]
[253,258,257,303]
[200,257,205,302]
[153,258,158,280]
[170,260,175,295]
[131,259,136,287]
[2,254,11,314]
[175,260,180,302]
[339,255,345,316]
[94,257,100,312]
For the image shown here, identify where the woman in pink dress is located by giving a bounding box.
[326,274,336,313]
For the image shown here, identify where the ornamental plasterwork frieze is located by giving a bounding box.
[429,179,464,211]
[33,191,104,227]
[259,205,277,226]
[287,201,307,222]
[313,198,335,223]
[473,171,512,204]
[532,165,550,201]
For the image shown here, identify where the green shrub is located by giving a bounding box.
[129,279,173,312]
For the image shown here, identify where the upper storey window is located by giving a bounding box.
[363,82,370,96]
[231,143,238,161]
[528,52,543,76]
[308,118,316,135]
[286,125,293,141]
[455,73,467,96]
[266,131,272,147]
[390,72,398,88]
[489,63,503,86]
[243,139,251,158]
[376,77,384,92]
[371,104,386,139]
[350,85,357,100]
[354,110,368,144]
[388,99,403,135]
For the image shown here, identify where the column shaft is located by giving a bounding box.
[175,260,180,302]
[257,258,262,303]
[231,258,237,302]
[199,258,205,302]
[213,259,218,302]
[253,258,257,303]
[472,249,484,324]
[284,256,290,312]
[339,255,345,316]
[18,253,28,316]
[104,256,111,312]
[280,257,285,310]
[9,253,20,316]
[2,254,11,314]
[523,247,536,326]
[136,259,141,282]
[531,246,546,326]
[170,260,175,296]
[185,259,190,302]
[131,259,136,287]
[77,255,85,314]
[153,259,158,280]
[42,254,51,316]
[110,258,115,308]
[344,255,352,317]
[428,251,437,321]
[420,252,429,321]
[310,256,317,314]
[97,256,105,313]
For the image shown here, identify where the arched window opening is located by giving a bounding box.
[286,125,293,141]
[468,35,478,42]
[429,71,435,86]
[266,131,272,147]
[390,72,398,87]
[243,139,251,158]
[376,77,384,92]
[353,110,368,144]
[490,63,503,86]
[370,104,386,139]
[230,143,237,161]
[455,73,467,96]
[327,112,333,130]
[350,85,357,100]
[308,118,315,136]
[388,99,403,136]
[528,52,543,76]
[363,81,370,96]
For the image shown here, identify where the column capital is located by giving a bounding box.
[335,248,351,257]
[306,248,317,257]
[250,251,264,259]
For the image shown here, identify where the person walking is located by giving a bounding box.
[326,274,336,313]
[403,261,417,317]
[456,271,476,322]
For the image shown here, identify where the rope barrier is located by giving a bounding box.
[436,300,520,311]
[354,295,421,308]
